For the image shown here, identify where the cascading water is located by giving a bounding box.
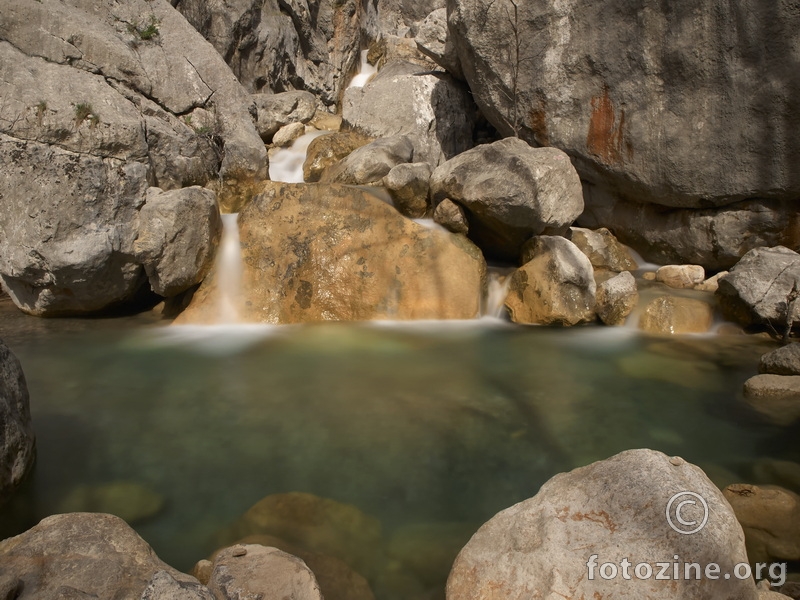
[216,213,243,324]
[348,49,377,89]
[483,267,514,319]
[268,130,328,183]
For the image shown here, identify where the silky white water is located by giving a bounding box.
[348,49,378,88]
[217,213,243,324]
[268,130,328,183]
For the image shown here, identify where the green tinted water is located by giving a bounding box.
[0,299,795,599]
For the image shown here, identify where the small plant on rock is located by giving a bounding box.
[128,15,159,40]
[73,103,99,129]
[35,100,47,126]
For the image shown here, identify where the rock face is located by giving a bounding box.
[724,484,800,565]
[0,0,261,315]
[447,449,756,600]
[717,247,800,328]
[208,545,323,600]
[639,296,714,335]
[415,8,463,79]
[447,0,800,211]
[134,187,222,298]
[322,136,415,185]
[742,375,800,426]
[173,0,360,107]
[0,339,34,505]
[176,183,486,324]
[342,60,476,166]
[430,138,584,260]
[579,191,800,271]
[0,513,200,598]
[568,227,637,273]
[596,271,638,326]
[505,236,596,326]
[760,344,800,376]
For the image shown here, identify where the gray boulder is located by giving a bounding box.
[173,0,360,107]
[567,227,637,273]
[208,544,323,600]
[133,187,222,298]
[447,449,757,600]
[430,138,584,260]
[0,339,34,505]
[415,8,463,79]
[717,247,800,328]
[596,271,638,326]
[141,570,216,600]
[0,0,261,315]
[384,162,432,218]
[370,0,446,38]
[252,91,317,141]
[447,0,800,211]
[579,187,799,271]
[0,513,201,599]
[760,344,800,376]
[322,136,414,185]
[342,60,476,166]
[505,236,595,326]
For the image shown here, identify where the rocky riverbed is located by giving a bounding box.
[1,0,799,598]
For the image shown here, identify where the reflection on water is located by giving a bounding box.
[0,299,796,599]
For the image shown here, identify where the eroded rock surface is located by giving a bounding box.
[0,339,34,505]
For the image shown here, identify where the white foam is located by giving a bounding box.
[348,50,378,88]
[268,130,328,183]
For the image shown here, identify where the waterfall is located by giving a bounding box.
[348,49,377,89]
[483,267,514,319]
[268,130,328,183]
[217,213,243,324]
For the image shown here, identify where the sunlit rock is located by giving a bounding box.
[176,182,486,324]
[639,295,714,335]
[567,227,637,273]
[505,236,596,326]
[303,132,373,183]
[447,449,757,600]
[595,271,638,326]
[742,375,800,426]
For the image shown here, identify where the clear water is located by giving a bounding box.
[0,299,796,599]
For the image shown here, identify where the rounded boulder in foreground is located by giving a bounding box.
[446,449,757,600]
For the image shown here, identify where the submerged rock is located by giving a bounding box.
[56,481,165,525]
[430,138,584,260]
[742,375,800,426]
[639,295,714,335]
[387,522,476,588]
[176,182,486,324]
[760,344,800,376]
[0,513,200,598]
[724,484,800,566]
[0,339,35,505]
[342,60,476,166]
[505,236,596,326]
[447,449,756,600]
[221,492,384,577]
[208,544,323,600]
[717,247,800,329]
